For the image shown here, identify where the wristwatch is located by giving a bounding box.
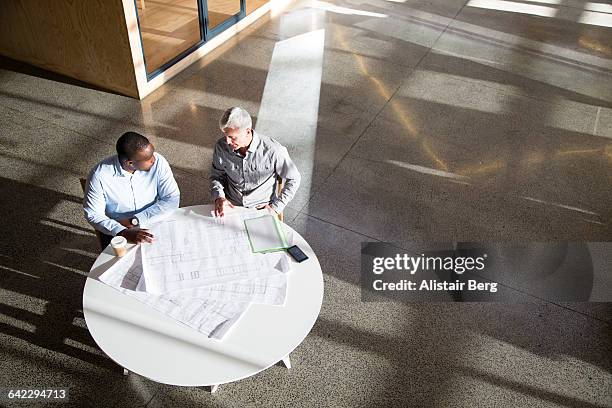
[130,217,139,227]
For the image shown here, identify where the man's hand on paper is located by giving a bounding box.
[118,228,154,244]
[214,197,234,217]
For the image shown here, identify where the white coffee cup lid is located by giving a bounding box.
[111,236,127,247]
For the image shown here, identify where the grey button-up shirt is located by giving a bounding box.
[210,132,301,213]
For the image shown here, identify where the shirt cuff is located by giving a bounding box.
[110,224,127,236]
[270,200,286,214]
[211,189,226,201]
[132,211,146,224]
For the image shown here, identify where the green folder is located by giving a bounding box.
[244,215,289,253]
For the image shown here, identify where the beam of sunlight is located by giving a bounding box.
[556,148,601,156]
[43,261,88,277]
[255,29,325,213]
[310,1,388,17]
[467,0,557,17]
[334,26,394,101]
[522,196,599,216]
[585,2,612,13]
[335,25,453,173]
[431,22,611,101]
[0,289,48,314]
[458,365,610,408]
[583,218,605,225]
[126,100,214,171]
[60,247,99,259]
[336,22,452,173]
[0,314,36,333]
[468,0,612,27]
[386,160,468,180]
[270,0,293,17]
[63,338,106,356]
[448,179,472,185]
[72,316,88,330]
[141,32,183,47]
[421,139,449,171]
[39,219,95,237]
[543,95,607,135]
[148,137,212,173]
[335,28,454,174]
[525,0,560,4]
[579,10,612,27]
[388,100,452,171]
[126,373,155,406]
[354,8,450,49]
[399,70,512,114]
[556,146,612,162]
[389,101,419,138]
[395,71,600,139]
[0,265,40,279]
[522,150,545,166]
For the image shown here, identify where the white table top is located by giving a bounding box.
[83,205,324,386]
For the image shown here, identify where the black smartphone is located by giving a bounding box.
[287,245,309,263]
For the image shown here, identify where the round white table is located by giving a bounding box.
[83,205,324,390]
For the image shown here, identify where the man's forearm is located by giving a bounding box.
[210,178,226,201]
[134,193,180,224]
[84,209,125,236]
[270,177,300,213]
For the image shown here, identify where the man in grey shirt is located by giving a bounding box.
[210,107,301,217]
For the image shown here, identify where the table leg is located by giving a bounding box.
[210,384,220,393]
[282,355,291,369]
[123,368,130,376]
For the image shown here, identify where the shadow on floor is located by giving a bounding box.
[0,176,118,372]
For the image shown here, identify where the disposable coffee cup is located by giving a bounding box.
[111,236,127,257]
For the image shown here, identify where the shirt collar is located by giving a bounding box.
[247,131,260,154]
[113,155,133,177]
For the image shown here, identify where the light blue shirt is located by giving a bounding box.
[83,152,180,236]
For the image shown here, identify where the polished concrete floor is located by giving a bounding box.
[0,0,611,406]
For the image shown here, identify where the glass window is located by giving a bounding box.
[246,0,267,15]
[207,0,241,30]
[135,0,272,78]
[136,0,202,74]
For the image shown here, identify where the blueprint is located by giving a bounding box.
[97,208,292,340]
[141,209,285,294]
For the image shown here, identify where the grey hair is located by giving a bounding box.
[219,107,252,131]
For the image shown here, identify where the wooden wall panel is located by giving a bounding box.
[0,0,139,97]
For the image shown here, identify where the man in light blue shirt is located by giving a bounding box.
[84,132,180,245]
